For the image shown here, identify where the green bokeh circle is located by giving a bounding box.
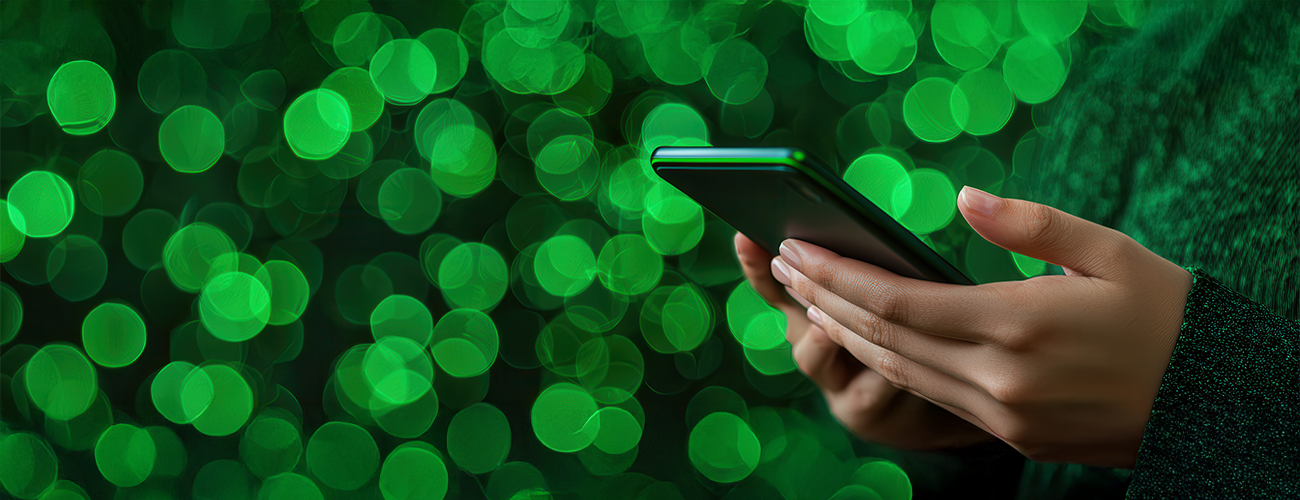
[688,412,760,483]
[1003,36,1068,104]
[431,308,499,378]
[898,168,957,234]
[0,433,58,499]
[846,11,917,76]
[47,60,116,135]
[903,78,961,143]
[447,403,512,474]
[93,424,156,487]
[530,383,599,453]
[25,344,97,420]
[844,153,913,219]
[200,271,271,342]
[189,364,254,437]
[951,68,1015,136]
[306,421,379,491]
[82,303,147,368]
[7,171,75,238]
[380,447,449,500]
[284,89,352,161]
[370,39,438,106]
[78,149,143,217]
[438,242,508,311]
[160,105,225,173]
[371,294,434,346]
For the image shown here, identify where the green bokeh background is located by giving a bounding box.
[1,0,1140,498]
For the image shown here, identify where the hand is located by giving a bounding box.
[736,233,995,450]
[770,187,1192,468]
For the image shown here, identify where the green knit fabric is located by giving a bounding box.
[1020,0,1299,497]
[1128,268,1299,498]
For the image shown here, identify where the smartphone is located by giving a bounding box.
[651,146,974,285]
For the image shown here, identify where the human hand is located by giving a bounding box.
[736,233,995,451]
[771,187,1193,468]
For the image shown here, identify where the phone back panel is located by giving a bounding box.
[652,148,973,285]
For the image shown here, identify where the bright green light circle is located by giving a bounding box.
[200,271,271,342]
[321,67,384,131]
[7,171,75,238]
[332,12,390,67]
[704,38,768,105]
[25,344,97,420]
[431,308,499,378]
[306,421,379,491]
[78,149,143,217]
[1018,0,1087,44]
[82,303,146,368]
[438,242,508,311]
[846,11,917,76]
[259,473,324,500]
[663,285,712,352]
[641,103,709,148]
[429,125,498,198]
[370,39,438,106]
[688,412,760,483]
[241,69,286,111]
[844,154,913,219]
[930,1,1000,71]
[531,383,600,453]
[592,407,642,455]
[47,60,116,135]
[283,89,353,161]
[852,460,912,500]
[378,168,442,234]
[263,260,310,325]
[152,361,207,424]
[0,200,25,262]
[162,223,237,293]
[160,105,225,173]
[951,68,1015,136]
[1013,252,1047,278]
[596,234,662,296]
[417,28,469,94]
[189,364,253,437]
[371,294,433,346]
[0,433,58,499]
[93,424,156,487]
[903,78,962,143]
[535,135,601,201]
[726,281,785,350]
[742,310,786,350]
[239,415,303,479]
[363,336,434,405]
[1003,36,1067,104]
[380,447,449,500]
[0,283,21,344]
[809,0,865,26]
[447,403,512,474]
[898,168,957,234]
[534,235,596,297]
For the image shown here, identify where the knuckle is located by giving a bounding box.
[982,373,1032,405]
[854,310,891,348]
[1024,203,1059,247]
[874,351,910,390]
[868,281,908,325]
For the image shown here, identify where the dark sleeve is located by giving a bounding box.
[1127,268,1300,499]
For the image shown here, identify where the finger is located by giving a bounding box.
[774,247,1011,343]
[806,298,980,389]
[815,306,987,417]
[792,324,861,392]
[957,186,1137,280]
[736,232,799,309]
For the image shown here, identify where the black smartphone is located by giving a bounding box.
[651,146,974,285]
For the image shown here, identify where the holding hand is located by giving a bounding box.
[736,234,995,451]
[771,187,1192,467]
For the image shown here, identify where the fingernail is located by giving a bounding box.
[787,286,811,308]
[779,240,802,270]
[771,257,791,286]
[960,186,1003,217]
[807,306,823,327]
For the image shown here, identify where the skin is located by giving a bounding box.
[753,186,1192,468]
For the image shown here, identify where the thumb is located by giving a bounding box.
[957,186,1134,279]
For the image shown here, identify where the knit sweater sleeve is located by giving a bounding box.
[1126,268,1300,499]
